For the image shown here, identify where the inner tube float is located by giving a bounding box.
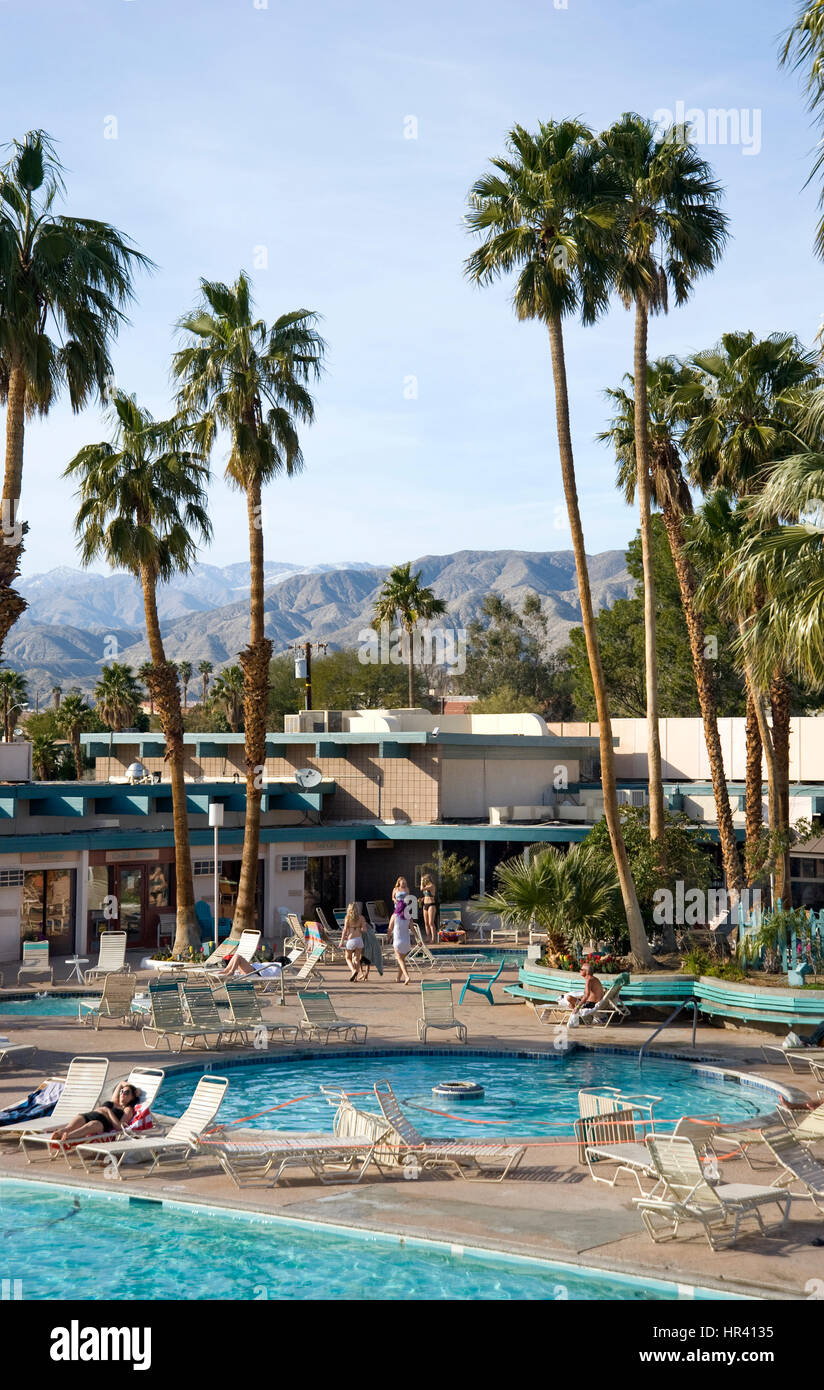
[432,1080,485,1101]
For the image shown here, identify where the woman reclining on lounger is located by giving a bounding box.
[50,1082,140,1143]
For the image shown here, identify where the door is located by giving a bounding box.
[304,855,346,923]
[113,863,172,949]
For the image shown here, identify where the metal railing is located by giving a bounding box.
[638,999,698,1064]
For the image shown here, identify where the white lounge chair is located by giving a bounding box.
[84,931,129,982]
[634,1135,791,1250]
[760,1042,824,1074]
[199,1131,389,1187]
[0,1055,109,1143]
[78,972,137,1029]
[761,1124,824,1213]
[374,1080,525,1180]
[18,940,53,985]
[537,973,630,1028]
[417,979,467,1043]
[280,943,327,992]
[578,1106,659,1192]
[75,1074,229,1177]
[407,923,447,973]
[20,1066,166,1163]
[0,1039,36,1069]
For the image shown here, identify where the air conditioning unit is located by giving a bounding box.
[279,855,308,872]
[284,710,343,735]
[619,789,648,808]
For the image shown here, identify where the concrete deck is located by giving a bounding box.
[1,952,823,1300]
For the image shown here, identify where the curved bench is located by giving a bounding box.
[504,966,694,1011]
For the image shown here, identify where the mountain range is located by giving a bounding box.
[9,550,634,698]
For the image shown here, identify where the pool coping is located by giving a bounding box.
[0,1169,761,1302]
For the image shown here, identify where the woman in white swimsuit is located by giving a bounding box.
[387,899,412,985]
[341,902,367,981]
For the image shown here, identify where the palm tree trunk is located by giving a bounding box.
[660,504,744,907]
[72,731,82,781]
[741,646,779,904]
[140,563,199,954]
[633,304,666,847]
[0,364,29,658]
[407,623,414,706]
[547,314,653,969]
[744,687,764,885]
[234,478,272,937]
[770,673,792,908]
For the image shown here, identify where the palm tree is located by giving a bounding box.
[0,667,27,741]
[210,665,245,732]
[66,391,211,955]
[178,660,193,710]
[28,731,56,781]
[464,118,653,967]
[56,691,95,779]
[198,659,213,707]
[173,273,326,936]
[138,661,155,715]
[372,562,447,706]
[600,360,745,919]
[781,1,824,257]
[94,665,143,732]
[0,131,150,657]
[51,685,62,710]
[477,841,621,960]
[597,113,728,852]
[681,331,821,904]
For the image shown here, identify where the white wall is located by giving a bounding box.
[441,757,579,819]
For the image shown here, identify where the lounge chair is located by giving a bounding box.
[84,931,129,982]
[778,1097,824,1146]
[195,929,261,980]
[75,1074,229,1177]
[417,979,467,1043]
[18,940,53,985]
[78,972,138,1029]
[488,922,521,945]
[199,1130,389,1187]
[284,914,306,951]
[250,947,304,997]
[761,1125,824,1213]
[180,984,247,1047]
[280,943,327,992]
[578,1106,659,1192]
[634,1135,792,1250]
[20,1066,166,1163]
[221,980,299,1044]
[407,923,447,973]
[537,973,630,1028]
[374,1080,525,1180]
[0,1055,109,1143]
[141,980,215,1052]
[0,1040,36,1069]
[365,900,389,932]
[459,958,505,1006]
[760,1042,824,1074]
[297,990,367,1044]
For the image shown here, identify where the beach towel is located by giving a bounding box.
[0,1080,64,1127]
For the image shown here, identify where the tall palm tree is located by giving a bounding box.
[94,663,143,731]
[681,332,821,904]
[0,667,27,741]
[210,665,245,732]
[66,391,211,955]
[198,659,213,707]
[28,730,56,781]
[56,691,95,779]
[372,562,447,706]
[178,660,193,711]
[597,113,728,852]
[51,685,62,710]
[600,360,745,919]
[464,118,653,967]
[781,1,824,257]
[0,130,150,656]
[173,273,326,936]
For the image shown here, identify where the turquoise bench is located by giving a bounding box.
[504,966,694,1011]
[694,978,824,1029]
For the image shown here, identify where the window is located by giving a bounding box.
[22,868,77,954]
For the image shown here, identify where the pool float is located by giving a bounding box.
[431,1080,485,1100]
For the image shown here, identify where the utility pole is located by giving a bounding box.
[292,641,328,711]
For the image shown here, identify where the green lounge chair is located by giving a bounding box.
[297,990,367,1044]
[141,980,214,1052]
[18,940,53,985]
[222,979,298,1044]
[417,979,467,1043]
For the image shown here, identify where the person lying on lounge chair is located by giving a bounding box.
[558,964,604,1018]
[50,1082,140,1143]
[218,954,282,981]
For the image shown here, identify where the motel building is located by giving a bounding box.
[1,709,824,962]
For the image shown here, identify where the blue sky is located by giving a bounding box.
[3,0,822,576]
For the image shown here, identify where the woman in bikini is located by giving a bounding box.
[419,874,438,943]
[50,1082,140,1144]
[340,902,367,981]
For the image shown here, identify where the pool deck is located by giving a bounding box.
[1,951,823,1300]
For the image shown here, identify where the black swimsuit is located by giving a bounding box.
[82,1103,124,1134]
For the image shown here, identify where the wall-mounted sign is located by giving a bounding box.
[105,849,160,863]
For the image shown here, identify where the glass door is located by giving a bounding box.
[117,867,144,946]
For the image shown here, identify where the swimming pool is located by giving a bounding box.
[0,1179,745,1300]
[159,1050,783,1141]
[0,993,144,1018]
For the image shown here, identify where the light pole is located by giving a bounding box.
[208,801,225,947]
[4,702,28,742]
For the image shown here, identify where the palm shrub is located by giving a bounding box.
[477,842,622,959]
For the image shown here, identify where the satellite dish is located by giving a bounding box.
[295,767,323,790]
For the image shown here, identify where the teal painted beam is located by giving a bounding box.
[29,795,89,817]
[377,742,405,758]
[194,740,222,758]
[137,741,165,757]
[314,740,339,757]
[0,798,16,819]
[185,793,212,815]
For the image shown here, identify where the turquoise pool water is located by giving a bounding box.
[0,994,145,1017]
[0,1179,736,1300]
[159,1051,781,1140]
